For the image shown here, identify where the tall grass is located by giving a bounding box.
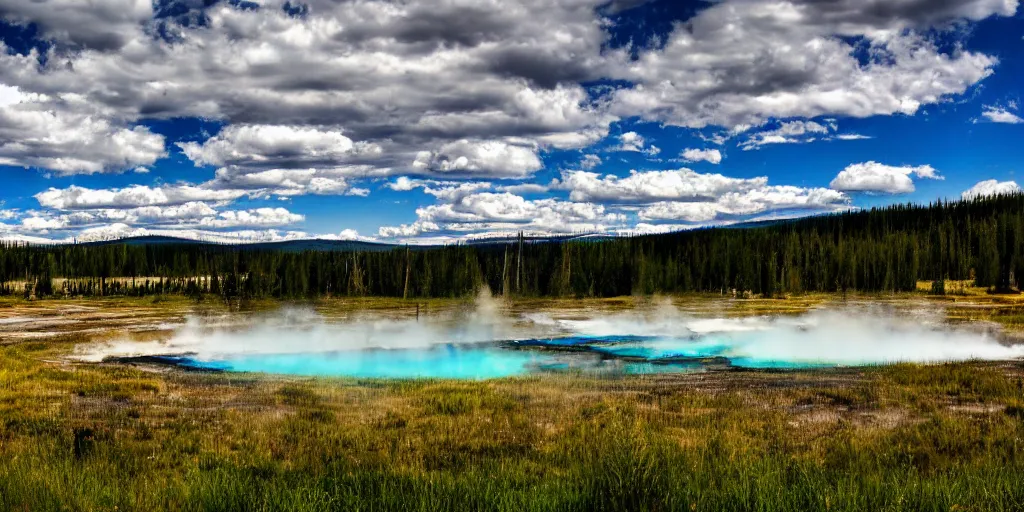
[1,340,1023,510]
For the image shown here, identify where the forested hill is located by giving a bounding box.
[79,235,398,253]
[2,194,1023,299]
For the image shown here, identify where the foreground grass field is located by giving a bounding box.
[1,294,1024,511]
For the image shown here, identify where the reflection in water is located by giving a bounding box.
[75,300,1024,379]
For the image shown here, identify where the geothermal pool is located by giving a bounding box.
[75,302,1024,379]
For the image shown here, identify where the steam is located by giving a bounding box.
[72,296,1024,377]
[529,306,1024,367]
[73,288,548,363]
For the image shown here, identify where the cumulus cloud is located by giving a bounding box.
[0,86,166,174]
[35,185,248,210]
[679,148,722,164]
[555,168,767,203]
[829,161,942,194]
[22,202,218,230]
[981,105,1023,124]
[549,166,850,225]
[412,140,542,178]
[579,154,602,170]
[0,0,1012,173]
[13,203,304,238]
[608,0,1009,129]
[0,203,17,220]
[35,170,367,223]
[637,187,850,222]
[174,124,388,196]
[498,184,549,195]
[178,124,383,170]
[0,0,615,180]
[609,131,660,156]
[207,168,369,197]
[962,179,1021,199]
[378,191,626,239]
[0,0,1017,241]
[196,208,305,229]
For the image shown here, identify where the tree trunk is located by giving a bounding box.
[403,247,411,299]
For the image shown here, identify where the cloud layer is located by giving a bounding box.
[0,0,1019,242]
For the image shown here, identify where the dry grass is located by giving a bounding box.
[0,294,1023,510]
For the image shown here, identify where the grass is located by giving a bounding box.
[1,341,1023,510]
[1,295,1023,510]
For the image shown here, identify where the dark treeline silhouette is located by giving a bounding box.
[3,194,1024,299]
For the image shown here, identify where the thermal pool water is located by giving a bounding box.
[74,301,1024,379]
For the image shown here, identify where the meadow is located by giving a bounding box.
[1,292,1023,511]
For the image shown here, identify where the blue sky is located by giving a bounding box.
[0,0,1022,244]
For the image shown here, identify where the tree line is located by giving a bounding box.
[3,193,1024,299]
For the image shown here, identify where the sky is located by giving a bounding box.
[0,0,1022,245]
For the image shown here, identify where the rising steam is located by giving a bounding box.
[73,296,1024,378]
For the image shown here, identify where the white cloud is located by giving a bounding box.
[0,0,1012,182]
[498,183,549,195]
[20,215,68,232]
[0,0,1017,241]
[609,131,660,155]
[178,124,383,170]
[0,0,615,179]
[15,202,304,233]
[551,166,849,225]
[197,208,305,229]
[740,121,832,150]
[608,1,1008,130]
[0,84,24,107]
[0,89,166,174]
[387,177,420,192]
[739,120,868,150]
[34,185,248,210]
[556,168,766,203]
[335,229,371,242]
[579,154,602,170]
[412,140,543,178]
[637,186,849,222]
[385,178,494,202]
[679,148,722,164]
[176,124,386,197]
[378,191,625,239]
[208,168,368,197]
[981,105,1023,124]
[829,161,942,194]
[962,179,1021,199]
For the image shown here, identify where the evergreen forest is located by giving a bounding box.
[3,194,1024,299]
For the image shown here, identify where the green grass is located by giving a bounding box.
[1,335,1023,511]
[2,295,1024,511]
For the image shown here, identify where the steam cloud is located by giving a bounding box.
[530,305,1024,367]
[73,297,1024,377]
